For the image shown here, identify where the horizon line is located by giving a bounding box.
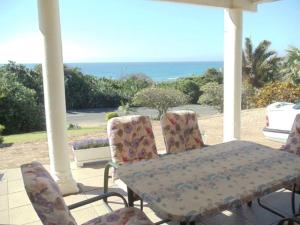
[0,60,224,65]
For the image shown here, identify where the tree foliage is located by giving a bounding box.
[198,81,257,111]
[0,62,156,134]
[119,74,154,103]
[242,82,257,109]
[281,46,300,84]
[243,38,281,88]
[2,45,298,135]
[252,81,300,107]
[0,75,45,134]
[105,112,119,121]
[158,68,223,104]
[133,87,189,118]
[0,124,5,144]
[198,82,223,112]
[175,79,200,103]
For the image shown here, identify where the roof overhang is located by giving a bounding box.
[155,0,279,12]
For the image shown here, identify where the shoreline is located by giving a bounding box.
[1,61,223,82]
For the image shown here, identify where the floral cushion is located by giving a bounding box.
[82,207,153,225]
[284,114,300,156]
[21,162,77,225]
[107,115,158,164]
[160,110,204,153]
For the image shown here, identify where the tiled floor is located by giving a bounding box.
[0,162,299,225]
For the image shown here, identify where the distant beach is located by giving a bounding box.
[20,61,223,82]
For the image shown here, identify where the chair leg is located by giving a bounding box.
[127,187,135,207]
[140,199,143,211]
[103,163,111,204]
[247,201,252,207]
[292,184,296,215]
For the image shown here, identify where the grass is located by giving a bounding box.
[3,126,106,144]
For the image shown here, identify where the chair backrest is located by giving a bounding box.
[107,115,158,164]
[284,114,300,156]
[21,162,77,225]
[160,110,204,153]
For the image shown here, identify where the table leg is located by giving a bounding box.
[127,187,134,207]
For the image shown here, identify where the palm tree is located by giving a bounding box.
[281,46,300,84]
[242,37,281,88]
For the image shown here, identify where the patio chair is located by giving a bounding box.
[160,110,205,153]
[104,115,159,209]
[21,161,154,225]
[256,114,300,216]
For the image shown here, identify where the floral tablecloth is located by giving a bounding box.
[118,141,300,222]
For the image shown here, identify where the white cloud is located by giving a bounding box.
[0,32,100,63]
[0,32,43,63]
[62,40,99,63]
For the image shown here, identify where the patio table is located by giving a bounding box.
[117,140,300,223]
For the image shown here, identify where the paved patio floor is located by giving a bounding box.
[0,161,299,225]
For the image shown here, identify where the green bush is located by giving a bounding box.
[201,68,223,84]
[0,124,5,144]
[119,74,154,104]
[105,112,119,121]
[198,82,223,112]
[133,87,189,118]
[242,82,257,109]
[252,81,300,107]
[175,80,200,103]
[67,124,81,130]
[0,76,45,134]
[118,101,132,115]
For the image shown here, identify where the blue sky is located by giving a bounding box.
[0,0,299,63]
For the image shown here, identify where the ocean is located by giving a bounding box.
[6,61,223,82]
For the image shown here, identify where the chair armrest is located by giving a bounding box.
[106,161,119,169]
[68,192,128,210]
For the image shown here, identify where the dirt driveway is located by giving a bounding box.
[66,105,218,126]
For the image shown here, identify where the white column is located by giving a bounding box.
[37,0,79,194]
[223,9,243,142]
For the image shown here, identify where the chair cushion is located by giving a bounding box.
[82,207,154,225]
[107,115,158,164]
[160,110,204,153]
[21,162,77,225]
[284,114,300,156]
[282,114,300,192]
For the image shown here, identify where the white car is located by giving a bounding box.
[263,102,300,143]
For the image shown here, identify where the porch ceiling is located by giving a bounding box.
[155,0,279,11]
